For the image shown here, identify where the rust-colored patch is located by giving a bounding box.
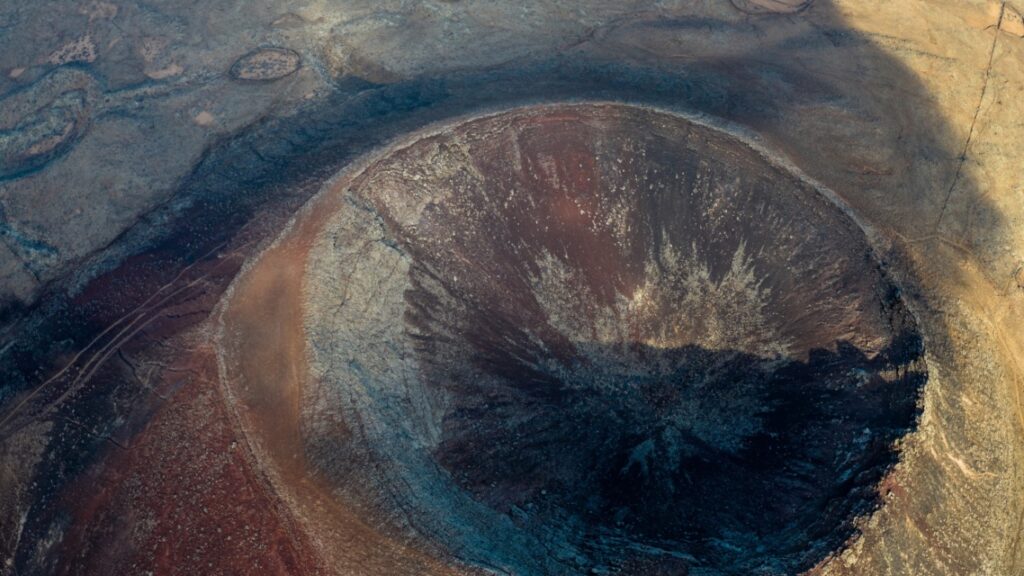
[217,185,471,575]
[55,348,320,576]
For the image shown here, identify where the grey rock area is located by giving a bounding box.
[0,0,322,308]
[0,0,1020,313]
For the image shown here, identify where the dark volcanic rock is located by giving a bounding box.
[289,103,925,575]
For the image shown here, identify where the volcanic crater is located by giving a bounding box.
[218,103,926,575]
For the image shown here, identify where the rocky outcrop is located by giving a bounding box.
[229,47,301,81]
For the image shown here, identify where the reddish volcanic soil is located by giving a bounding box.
[54,347,320,576]
[216,187,469,575]
[46,202,465,575]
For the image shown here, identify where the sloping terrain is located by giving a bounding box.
[1,1,1023,575]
